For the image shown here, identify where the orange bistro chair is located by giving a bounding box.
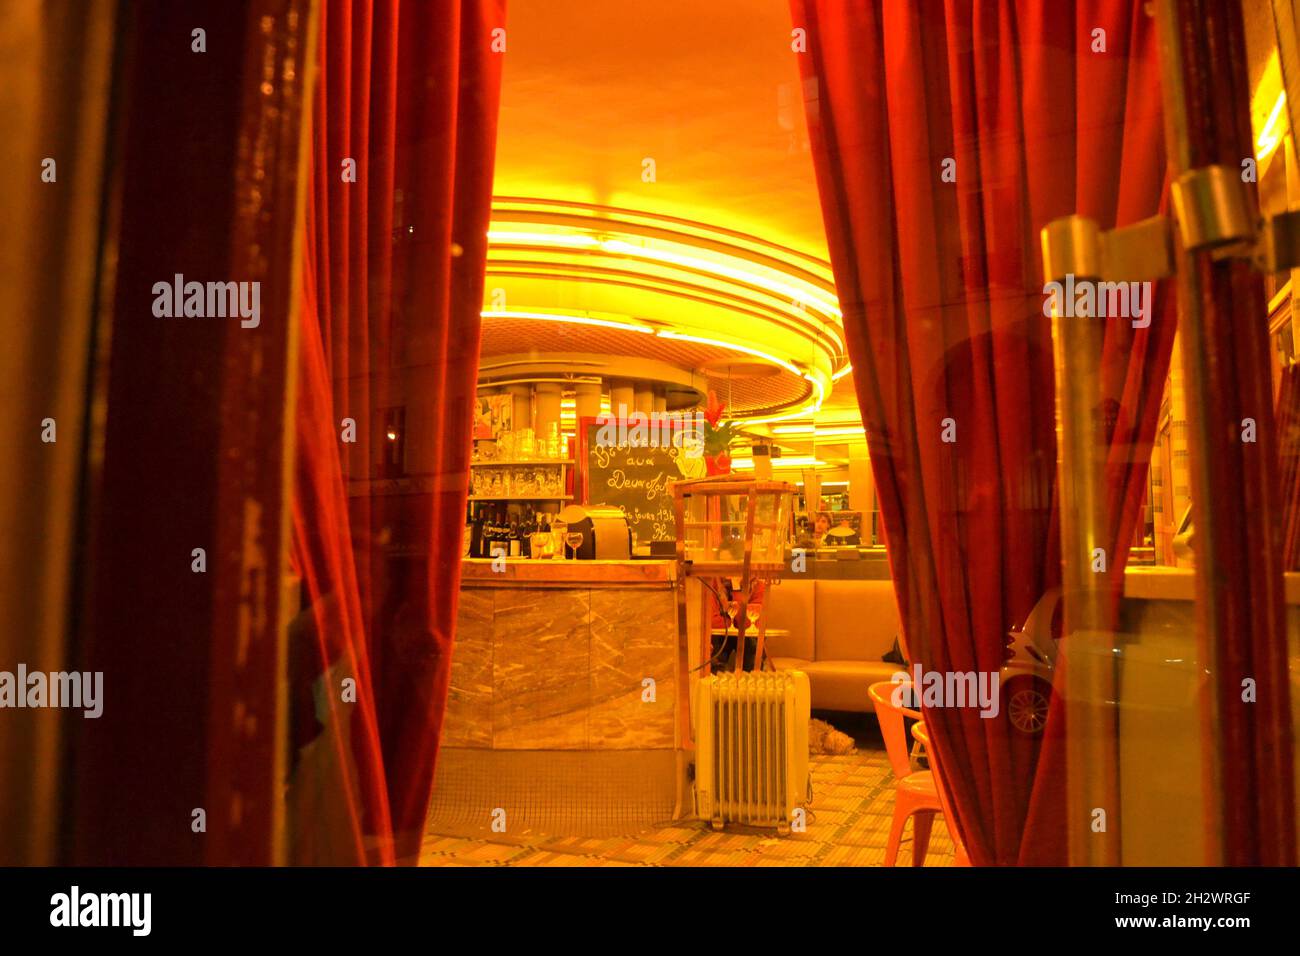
[868,680,944,865]
[911,720,971,866]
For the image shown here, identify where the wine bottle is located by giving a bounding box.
[508,511,521,558]
[489,507,504,559]
[520,506,533,558]
[482,506,497,559]
[469,503,482,558]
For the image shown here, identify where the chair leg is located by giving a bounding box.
[885,801,909,867]
[911,811,935,866]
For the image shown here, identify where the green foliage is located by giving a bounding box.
[703,419,739,457]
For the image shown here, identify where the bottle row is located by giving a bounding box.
[464,503,565,559]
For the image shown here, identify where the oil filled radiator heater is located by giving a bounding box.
[672,477,809,832]
[695,670,810,832]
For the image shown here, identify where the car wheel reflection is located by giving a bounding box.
[1005,676,1051,735]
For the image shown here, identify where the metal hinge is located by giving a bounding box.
[1041,163,1300,283]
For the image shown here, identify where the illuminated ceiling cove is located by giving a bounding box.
[483,0,850,423]
[483,198,843,418]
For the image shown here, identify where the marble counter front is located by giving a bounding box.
[444,559,681,750]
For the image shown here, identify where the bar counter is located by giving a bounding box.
[458,556,678,589]
[444,558,681,750]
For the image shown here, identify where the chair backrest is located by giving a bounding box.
[911,720,971,865]
[868,680,921,779]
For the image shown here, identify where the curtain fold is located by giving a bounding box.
[1278,364,1300,571]
[291,0,505,864]
[791,0,1174,864]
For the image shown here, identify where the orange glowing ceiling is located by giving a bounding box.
[492,0,829,259]
[484,0,854,426]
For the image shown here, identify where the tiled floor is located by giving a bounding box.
[421,746,956,867]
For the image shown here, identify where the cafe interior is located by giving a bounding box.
[2,0,1298,868]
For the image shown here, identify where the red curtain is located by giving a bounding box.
[291,0,505,864]
[791,0,1174,864]
[1278,364,1300,571]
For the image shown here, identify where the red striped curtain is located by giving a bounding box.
[790,0,1174,864]
[290,0,505,864]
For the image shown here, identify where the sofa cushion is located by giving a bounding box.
[800,660,907,712]
[761,579,815,661]
[814,580,903,663]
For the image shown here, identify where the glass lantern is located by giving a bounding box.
[671,476,794,574]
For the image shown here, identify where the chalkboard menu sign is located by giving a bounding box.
[579,419,695,543]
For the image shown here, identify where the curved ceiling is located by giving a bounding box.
[478,313,815,416]
[485,0,850,424]
[492,0,829,258]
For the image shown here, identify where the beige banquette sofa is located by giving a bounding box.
[762,579,907,712]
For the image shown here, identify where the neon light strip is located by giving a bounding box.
[480,310,655,334]
[656,329,827,421]
[1257,90,1287,161]
[731,456,825,470]
[487,229,841,320]
[480,299,829,424]
[599,238,841,319]
[654,329,802,377]
[809,427,866,438]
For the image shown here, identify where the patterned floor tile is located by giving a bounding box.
[423,747,957,868]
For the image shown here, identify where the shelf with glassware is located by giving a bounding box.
[464,451,577,558]
[469,450,573,497]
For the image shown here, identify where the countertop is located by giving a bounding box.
[1123,566,1300,604]
[460,557,677,588]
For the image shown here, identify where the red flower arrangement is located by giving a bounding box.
[702,390,739,475]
